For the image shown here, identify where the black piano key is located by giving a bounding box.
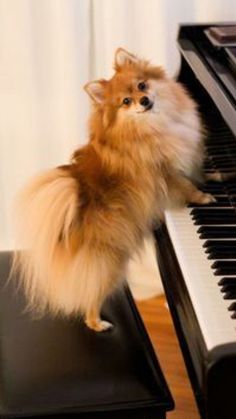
[207,128,232,133]
[201,180,225,187]
[206,138,236,144]
[204,241,236,259]
[194,217,236,225]
[198,226,236,239]
[203,163,215,171]
[208,139,236,145]
[212,149,236,156]
[206,247,236,254]
[214,163,236,171]
[223,292,236,299]
[208,128,234,135]
[221,284,236,293]
[226,186,236,192]
[210,151,235,160]
[204,169,216,174]
[207,129,234,137]
[206,245,236,253]
[206,146,236,154]
[191,208,236,217]
[218,277,236,286]
[206,146,236,153]
[203,240,236,249]
[230,312,236,318]
[193,213,236,220]
[209,145,235,151]
[192,207,236,224]
[206,137,234,143]
[212,261,236,275]
[228,301,236,311]
[212,158,236,165]
[207,150,234,158]
[217,168,236,174]
[227,187,236,194]
[212,160,236,168]
[228,200,236,208]
[207,251,236,259]
[223,179,236,186]
[199,183,226,193]
[228,200,236,207]
[210,154,230,161]
[212,261,236,269]
[213,153,236,159]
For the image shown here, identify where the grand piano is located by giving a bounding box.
[155,23,236,419]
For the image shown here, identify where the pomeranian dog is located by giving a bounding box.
[12,48,214,332]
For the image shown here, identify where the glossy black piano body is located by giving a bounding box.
[155,23,236,419]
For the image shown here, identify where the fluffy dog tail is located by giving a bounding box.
[11,167,81,316]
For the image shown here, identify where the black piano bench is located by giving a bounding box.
[0,251,174,418]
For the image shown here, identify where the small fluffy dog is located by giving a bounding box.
[12,48,214,332]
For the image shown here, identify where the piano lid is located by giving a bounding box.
[177,23,236,137]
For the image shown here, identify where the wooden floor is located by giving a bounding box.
[136,296,200,419]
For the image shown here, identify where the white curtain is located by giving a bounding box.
[0,0,91,249]
[91,0,236,78]
[1,0,236,252]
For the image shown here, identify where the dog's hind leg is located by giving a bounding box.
[85,302,113,332]
[83,248,127,332]
[84,274,115,332]
[85,312,113,332]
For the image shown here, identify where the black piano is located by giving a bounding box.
[155,23,236,419]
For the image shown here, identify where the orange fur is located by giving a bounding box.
[12,48,214,331]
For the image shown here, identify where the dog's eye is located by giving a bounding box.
[123,97,132,106]
[138,81,146,91]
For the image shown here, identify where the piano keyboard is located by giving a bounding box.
[165,107,236,352]
[165,208,236,351]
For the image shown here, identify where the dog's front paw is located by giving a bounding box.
[199,192,216,204]
[190,191,216,205]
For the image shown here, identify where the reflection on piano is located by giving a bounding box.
[155,23,236,419]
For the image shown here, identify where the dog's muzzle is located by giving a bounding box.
[140,96,153,111]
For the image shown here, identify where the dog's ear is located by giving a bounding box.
[114,48,138,69]
[84,79,107,104]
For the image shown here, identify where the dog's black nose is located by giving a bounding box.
[140,96,151,107]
